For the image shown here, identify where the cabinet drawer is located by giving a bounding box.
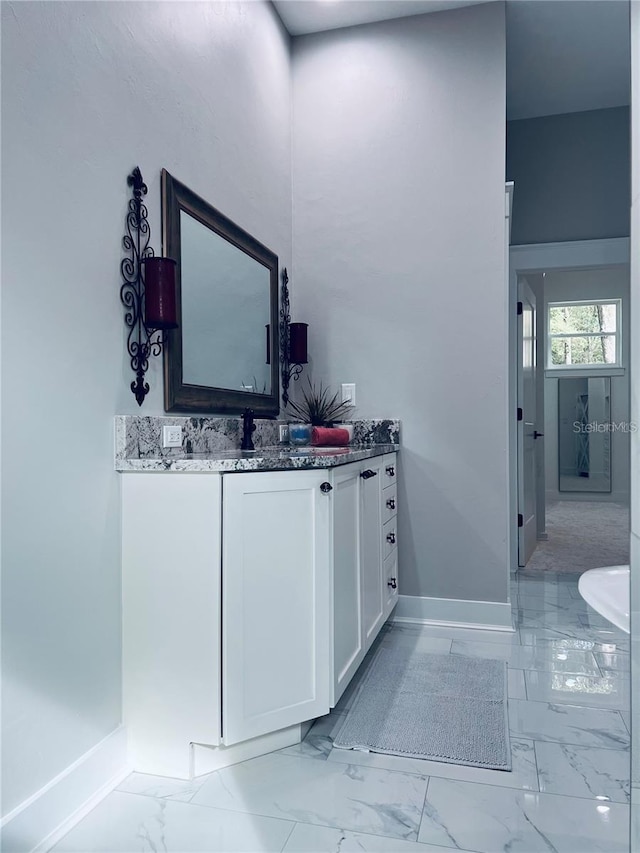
[383,517,397,561]
[384,551,399,616]
[382,456,397,487]
[382,485,397,525]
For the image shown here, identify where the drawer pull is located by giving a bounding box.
[361,469,377,480]
[320,482,333,493]
[385,466,395,477]
[386,498,396,510]
[386,532,396,544]
[388,577,397,589]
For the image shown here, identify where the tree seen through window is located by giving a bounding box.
[548,301,619,367]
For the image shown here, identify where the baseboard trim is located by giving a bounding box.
[394,595,514,631]
[546,491,630,504]
[191,724,306,778]
[1,726,129,853]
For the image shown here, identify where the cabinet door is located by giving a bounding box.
[361,457,385,648]
[222,470,330,745]
[331,462,363,706]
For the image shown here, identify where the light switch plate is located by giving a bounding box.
[279,424,289,443]
[341,383,356,406]
[163,425,183,448]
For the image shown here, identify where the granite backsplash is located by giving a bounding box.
[115,415,400,462]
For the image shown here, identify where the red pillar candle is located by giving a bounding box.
[142,257,178,330]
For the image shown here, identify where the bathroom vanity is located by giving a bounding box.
[119,442,398,779]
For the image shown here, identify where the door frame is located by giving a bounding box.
[508,237,630,574]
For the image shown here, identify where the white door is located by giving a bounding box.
[517,276,539,566]
[331,462,363,706]
[222,470,330,745]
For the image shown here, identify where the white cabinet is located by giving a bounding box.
[330,452,399,707]
[222,470,330,745]
[121,451,397,776]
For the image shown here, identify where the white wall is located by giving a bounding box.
[1,0,290,832]
[542,266,631,504]
[292,3,508,602]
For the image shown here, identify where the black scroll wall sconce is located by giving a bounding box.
[120,167,178,406]
[276,268,308,407]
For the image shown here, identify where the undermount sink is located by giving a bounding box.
[578,565,630,634]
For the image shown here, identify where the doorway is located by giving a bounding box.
[509,240,631,574]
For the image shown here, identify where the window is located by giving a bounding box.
[547,299,621,369]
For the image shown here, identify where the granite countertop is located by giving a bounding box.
[116,443,398,473]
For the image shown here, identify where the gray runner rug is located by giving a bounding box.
[333,647,511,771]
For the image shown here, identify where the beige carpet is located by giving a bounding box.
[524,501,630,574]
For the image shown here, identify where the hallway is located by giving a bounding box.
[52,572,630,853]
[524,501,630,574]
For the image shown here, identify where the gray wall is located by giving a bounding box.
[292,3,509,603]
[1,0,291,819]
[507,107,630,245]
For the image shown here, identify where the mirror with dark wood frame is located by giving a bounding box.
[161,169,279,416]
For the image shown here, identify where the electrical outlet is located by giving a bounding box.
[163,425,183,448]
[279,424,289,443]
[341,383,356,406]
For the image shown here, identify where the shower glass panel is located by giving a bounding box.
[557,377,611,493]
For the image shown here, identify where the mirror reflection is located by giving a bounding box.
[180,210,271,393]
[558,377,611,493]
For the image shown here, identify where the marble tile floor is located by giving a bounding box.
[52,572,630,852]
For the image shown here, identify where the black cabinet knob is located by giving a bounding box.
[385,466,395,477]
[386,532,396,544]
[388,577,397,589]
[361,469,377,480]
[386,498,396,510]
[320,482,333,493]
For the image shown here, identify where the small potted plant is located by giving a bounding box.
[287,381,353,445]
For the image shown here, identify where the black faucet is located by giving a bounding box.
[241,408,256,452]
